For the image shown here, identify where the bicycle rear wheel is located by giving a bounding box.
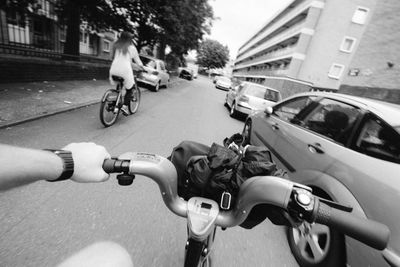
[128,85,141,114]
[100,89,120,127]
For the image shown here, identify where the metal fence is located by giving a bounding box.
[0,7,110,64]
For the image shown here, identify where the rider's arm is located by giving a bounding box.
[0,142,111,191]
[129,45,144,67]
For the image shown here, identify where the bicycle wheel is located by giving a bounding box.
[100,89,120,127]
[128,85,141,114]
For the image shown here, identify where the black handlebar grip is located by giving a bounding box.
[315,202,390,250]
[103,159,117,173]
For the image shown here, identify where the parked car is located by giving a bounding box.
[136,55,169,92]
[215,76,232,91]
[210,73,223,83]
[225,82,281,117]
[179,68,194,80]
[242,91,400,267]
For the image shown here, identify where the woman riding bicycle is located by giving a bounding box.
[109,31,144,116]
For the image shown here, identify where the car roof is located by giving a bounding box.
[242,82,281,93]
[290,91,400,127]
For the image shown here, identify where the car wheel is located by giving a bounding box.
[154,81,160,92]
[224,96,229,108]
[230,102,238,118]
[242,120,251,145]
[287,192,346,267]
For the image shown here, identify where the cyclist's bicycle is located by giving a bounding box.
[99,72,142,127]
[102,152,390,267]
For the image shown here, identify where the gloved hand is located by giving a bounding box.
[62,142,111,183]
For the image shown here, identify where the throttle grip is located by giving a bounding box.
[102,159,130,173]
[314,201,390,250]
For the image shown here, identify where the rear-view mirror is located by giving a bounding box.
[264,106,273,116]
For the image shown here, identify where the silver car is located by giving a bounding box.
[137,55,170,92]
[215,76,232,90]
[242,92,400,267]
[225,82,281,117]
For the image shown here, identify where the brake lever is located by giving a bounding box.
[317,197,353,212]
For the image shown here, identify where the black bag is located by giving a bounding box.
[168,140,210,198]
[168,134,289,229]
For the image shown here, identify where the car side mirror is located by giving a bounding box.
[264,106,273,116]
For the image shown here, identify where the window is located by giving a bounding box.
[273,96,317,122]
[340,37,356,53]
[103,40,110,52]
[354,115,400,163]
[60,26,67,42]
[328,64,345,79]
[352,7,369,25]
[302,98,361,145]
[80,32,88,44]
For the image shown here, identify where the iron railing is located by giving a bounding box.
[0,8,111,64]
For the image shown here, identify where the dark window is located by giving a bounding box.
[273,96,316,122]
[301,98,361,145]
[354,115,400,163]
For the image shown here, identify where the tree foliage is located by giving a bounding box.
[196,39,230,69]
[2,0,214,59]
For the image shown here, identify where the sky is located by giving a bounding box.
[206,0,293,60]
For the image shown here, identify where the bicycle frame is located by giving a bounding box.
[106,152,390,266]
[115,152,302,267]
[185,197,218,267]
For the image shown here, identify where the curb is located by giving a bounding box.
[0,100,100,130]
[0,79,182,129]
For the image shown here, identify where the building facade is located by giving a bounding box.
[233,0,400,101]
[0,0,116,61]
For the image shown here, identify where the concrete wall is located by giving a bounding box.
[262,77,312,99]
[0,55,109,83]
[340,85,400,105]
[298,0,376,89]
[341,0,400,91]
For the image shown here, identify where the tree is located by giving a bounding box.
[196,39,230,69]
[133,0,214,59]
[2,0,215,60]
[57,0,132,56]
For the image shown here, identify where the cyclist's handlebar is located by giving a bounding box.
[102,154,390,250]
[313,200,389,250]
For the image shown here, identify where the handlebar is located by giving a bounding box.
[103,154,390,251]
[313,200,389,250]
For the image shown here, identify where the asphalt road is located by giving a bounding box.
[0,76,299,267]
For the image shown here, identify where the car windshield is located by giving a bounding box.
[219,77,231,83]
[140,56,156,69]
[243,84,280,102]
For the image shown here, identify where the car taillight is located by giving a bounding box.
[238,95,249,102]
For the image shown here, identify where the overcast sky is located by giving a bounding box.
[206,0,293,60]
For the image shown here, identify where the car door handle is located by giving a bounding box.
[308,143,324,154]
[271,123,279,130]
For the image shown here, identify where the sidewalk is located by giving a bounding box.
[0,78,178,129]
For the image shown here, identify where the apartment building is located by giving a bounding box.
[0,0,116,60]
[233,0,400,100]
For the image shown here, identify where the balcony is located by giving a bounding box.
[238,0,317,56]
[234,45,296,70]
[236,22,304,63]
[233,68,290,78]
